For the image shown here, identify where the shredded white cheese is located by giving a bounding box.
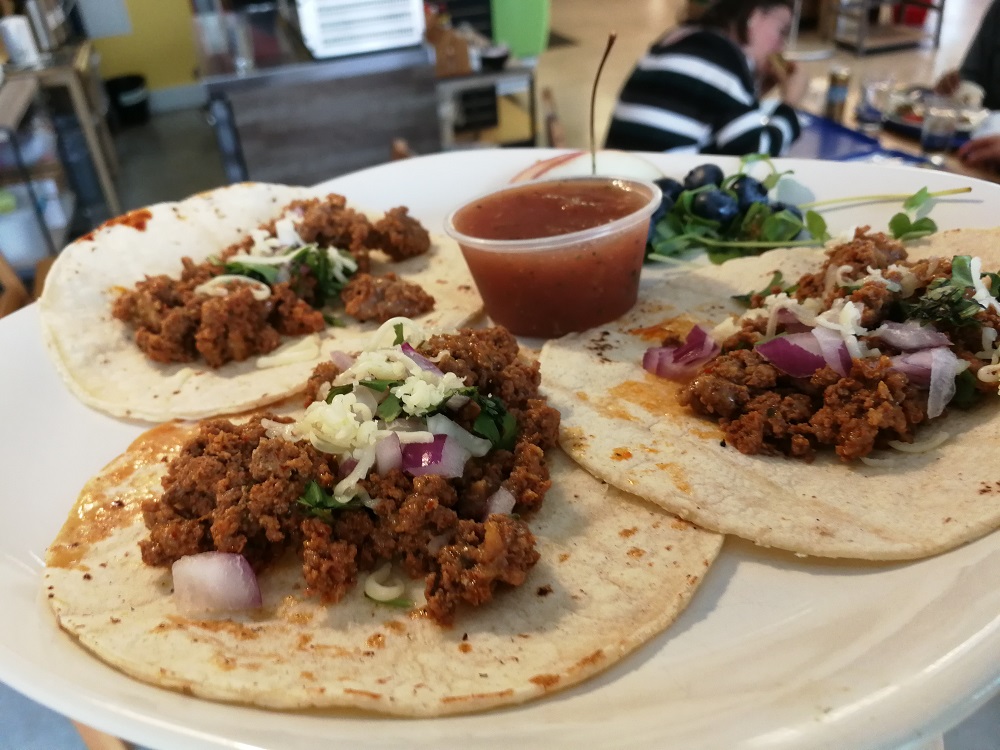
[193,275,271,300]
[255,334,320,369]
[813,300,878,360]
[970,257,1000,313]
[888,432,951,453]
[364,562,406,602]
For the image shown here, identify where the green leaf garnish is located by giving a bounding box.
[888,212,912,239]
[297,480,360,521]
[903,187,932,212]
[323,312,345,327]
[804,210,830,242]
[393,322,405,346]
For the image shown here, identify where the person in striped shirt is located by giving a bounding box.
[605,0,806,156]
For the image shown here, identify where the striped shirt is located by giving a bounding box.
[605,28,801,156]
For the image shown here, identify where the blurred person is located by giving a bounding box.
[935,0,1000,109]
[604,0,807,156]
[956,134,1000,169]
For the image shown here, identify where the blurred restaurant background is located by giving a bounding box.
[0,0,999,746]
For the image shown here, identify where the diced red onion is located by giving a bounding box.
[375,432,402,474]
[776,308,812,333]
[426,413,491,457]
[889,349,935,387]
[353,385,380,416]
[642,325,720,380]
[330,350,355,371]
[402,434,470,478]
[871,321,951,351]
[338,456,358,479]
[485,486,516,517]
[810,326,851,376]
[172,552,262,614]
[400,342,442,374]
[927,347,960,419]
[756,333,826,378]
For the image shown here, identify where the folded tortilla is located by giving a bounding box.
[44,423,722,716]
[38,183,483,422]
[539,229,1000,560]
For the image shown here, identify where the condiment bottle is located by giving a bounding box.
[825,65,851,122]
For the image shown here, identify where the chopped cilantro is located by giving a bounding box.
[951,369,982,409]
[222,259,281,285]
[901,255,989,328]
[359,378,403,393]
[393,322,405,346]
[297,480,359,521]
[365,594,413,608]
[472,394,517,450]
[376,393,404,421]
[325,384,353,403]
[732,271,798,307]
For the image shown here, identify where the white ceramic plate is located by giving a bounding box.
[3,150,1000,750]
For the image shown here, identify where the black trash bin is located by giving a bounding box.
[105,75,150,128]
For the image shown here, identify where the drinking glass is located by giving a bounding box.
[855,76,894,136]
[920,96,958,167]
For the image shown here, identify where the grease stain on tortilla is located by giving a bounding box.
[301,671,316,681]
[627,547,646,558]
[619,527,638,538]
[80,208,153,241]
[558,553,570,563]
[611,447,632,461]
[47,479,145,568]
[655,462,691,494]
[628,316,695,342]
[367,633,386,649]
[610,377,687,418]
[458,642,472,653]
[529,674,560,690]
[384,620,407,634]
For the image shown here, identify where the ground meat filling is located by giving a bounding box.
[341,272,435,323]
[113,195,435,367]
[141,326,559,625]
[681,230,988,461]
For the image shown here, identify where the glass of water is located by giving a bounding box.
[920,96,958,167]
[855,76,894,136]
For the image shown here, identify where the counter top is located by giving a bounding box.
[193,5,432,95]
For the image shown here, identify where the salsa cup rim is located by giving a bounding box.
[443,175,662,253]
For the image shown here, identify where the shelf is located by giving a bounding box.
[0,77,39,133]
[832,0,945,54]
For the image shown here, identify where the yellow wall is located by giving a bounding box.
[91,0,197,90]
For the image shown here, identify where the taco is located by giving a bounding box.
[44,321,722,716]
[38,183,483,422]
[539,228,1000,560]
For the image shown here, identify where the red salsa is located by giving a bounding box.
[450,178,654,338]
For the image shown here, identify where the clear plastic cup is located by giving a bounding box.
[444,176,661,338]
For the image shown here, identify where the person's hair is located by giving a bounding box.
[696,0,794,43]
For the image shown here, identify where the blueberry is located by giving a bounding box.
[770,201,804,221]
[683,164,724,191]
[731,175,769,211]
[691,190,739,224]
[647,196,674,243]
[654,177,684,203]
